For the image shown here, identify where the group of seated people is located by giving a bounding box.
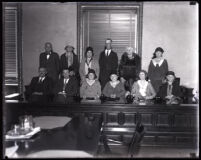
[25,38,185,104]
[25,66,182,104]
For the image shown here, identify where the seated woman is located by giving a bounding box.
[102,71,126,103]
[79,46,99,84]
[129,70,156,103]
[157,71,182,104]
[80,69,101,103]
[53,68,78,104]
[119,46,141,92]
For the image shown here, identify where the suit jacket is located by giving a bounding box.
[79,58,99,82]
[54,77,78,97]
[157,81,182,100]
[99,50,118,89]
[26,76,54,96]
[60,53,79,74]
[39,51,60,83]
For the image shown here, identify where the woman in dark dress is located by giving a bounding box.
[148,47,168,93]
[102,71,126,103]
[119,47,141,92]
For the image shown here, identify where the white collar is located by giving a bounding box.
[152,58,164,67]
[137,80,148,87]
[86,79,95,86]
[39,77,45,81]
[110,80,120,88]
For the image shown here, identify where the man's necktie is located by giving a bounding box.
[107,50,109,56]
[167,84,172,96]
[156,64,159,68]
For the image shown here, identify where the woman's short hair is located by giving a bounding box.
[85,69,97,79]
[152,47,164,59]
[137,70,149,81]
[84,46,94,58]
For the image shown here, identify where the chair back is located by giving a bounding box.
[128,122,145,157]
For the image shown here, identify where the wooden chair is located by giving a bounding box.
[98,121,145,157]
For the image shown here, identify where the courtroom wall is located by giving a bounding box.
[142,2,198,89]
[22,2,77,85]
[22,2,198,91]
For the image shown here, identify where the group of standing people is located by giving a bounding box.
[26,38,182,104]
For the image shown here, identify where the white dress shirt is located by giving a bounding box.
[39,77,45,83]
[105,49,111,56]
[64,78,69,85]
[47,52,51,59]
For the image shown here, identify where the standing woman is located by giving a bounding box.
[79,47,99,83]
[119,46,141,92]
[60,45,79,79]
[148,47,168,93]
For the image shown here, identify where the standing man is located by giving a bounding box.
[99,38,118,90]
[39,42,60,85]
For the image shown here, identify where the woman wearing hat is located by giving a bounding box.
[130,70,156,102]
[80,69,101,101]
[148,47,168,93]
[60,45,79,77]
[157,71,182,104]
[102,71,126,103]
[79,47,99,83]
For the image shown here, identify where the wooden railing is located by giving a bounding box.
[4,102,198,148]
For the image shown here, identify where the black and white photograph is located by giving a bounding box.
[2,1,199,158]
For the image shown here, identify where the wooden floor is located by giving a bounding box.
[96,145,199,158]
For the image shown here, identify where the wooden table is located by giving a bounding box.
[5,113,102,158]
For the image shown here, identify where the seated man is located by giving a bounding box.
[54,68,78,104]
[26,67,54,103]
[157,71,182,104]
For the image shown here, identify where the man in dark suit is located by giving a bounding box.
[99,38,118,90]
[39,42,60,84]
[54,68,79,104]
[26,67,54,103]
[157,71,182,104]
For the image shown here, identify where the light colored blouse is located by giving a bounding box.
[79,58,100,82]
[131,80,156,100]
